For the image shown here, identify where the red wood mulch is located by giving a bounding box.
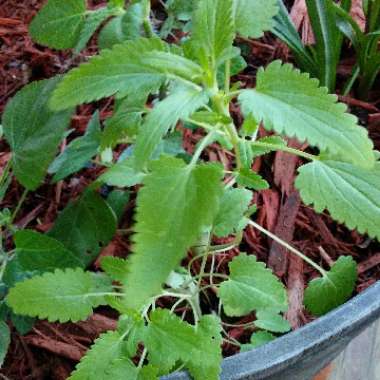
[1,1,380,379]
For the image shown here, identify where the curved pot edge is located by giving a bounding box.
[162,280,380,380]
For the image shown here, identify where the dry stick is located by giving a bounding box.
[248,220,327,277]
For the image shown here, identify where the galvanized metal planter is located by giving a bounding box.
[163,281,380,380]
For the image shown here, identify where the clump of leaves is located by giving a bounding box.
[274,0,380,98]
[1,0,379,378]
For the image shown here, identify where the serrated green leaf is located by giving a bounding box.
[236,169,269,190]
[7,269,113,322]
[99,2,145,50]
[2,78,73,190]
[254,310,291,333]
[219,253,288,317]
[99,159,145,188]
[240,331,275,352]
[296,160,380,240]
[238,140,255,169]
[68,331,141,380]
[123,157,223,310]
[100,256,128,282]
[48,191,117,266]
[0,321,10,367]
[29,0,86,49]
[191,0,235,70]
[133,85,208,170]
[304,256,358,316]
[238,61,374,168]
[49,111,101,182]
[75,8,114,53]
[234,0,278,38]
[51,38,204,110]
[12,230,82,272]
[145,309,222,380]
[213,188,252,237]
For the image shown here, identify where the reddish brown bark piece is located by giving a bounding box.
[268,191,301,276]
[25,335,85,361]
[358,252,380,275]
[304,208,340,248]
[286,253,305,329]
[274,139,302,196]
[261,189,280,232]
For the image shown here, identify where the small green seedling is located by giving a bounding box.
[1,0,379,378]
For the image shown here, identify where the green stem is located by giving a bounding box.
[0,160,12,188]
[342,65,360,96]
[11,189,29,223]
[190,129,220,165]
[252,142,319,161]
[248,220,327,277]
[138,348,148,369]
[0,256,7,282]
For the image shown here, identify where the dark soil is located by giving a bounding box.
[1,1,380,379]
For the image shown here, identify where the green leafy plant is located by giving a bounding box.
[274,0,380,97]
[29,0,153,52]
[1,0,379,378]
[333,0,380,98]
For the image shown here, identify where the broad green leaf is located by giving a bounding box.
[48,191,117,266]
[2,78,73,190]
[123,157,223,310]
[101,256,128,282]
[254,310,291,333]
[75,8,114,52]
[29,0,86,49]
[213,188,252,237]
[296,161,380,240]
[304,256,358,316]
[12,230,82,272]
[238,61,374,168]
[106,190,130,221]
[98,159,145,188]
[236,169,269,190]
[0,321,10,367]
[234,0,278,38]
[49,111,101,182]
[99,2,145,50]
[152,132,186,159]
[133,85,208,170]
[240,331,275,352]
[219,253,288,317]
[191,0,235,69]
[7,268,113,322]
[145,309,222,380]
[68,331,135,380]
[51,38,204,110]
[9,313,34,335]
[101,100,144,151]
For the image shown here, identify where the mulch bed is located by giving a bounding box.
[1,1,380,379]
